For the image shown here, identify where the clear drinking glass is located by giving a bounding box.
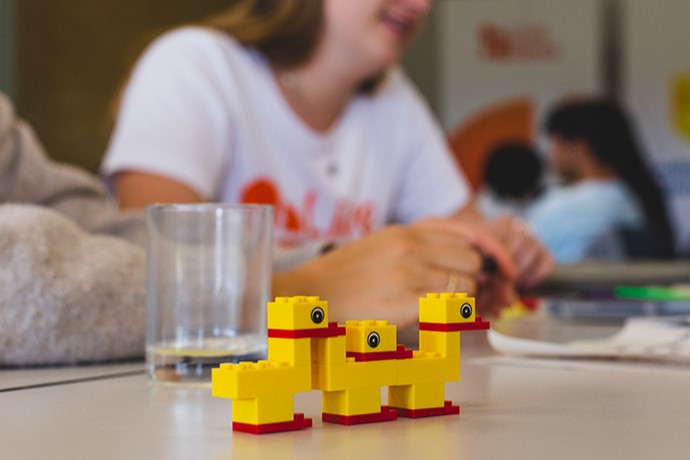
[145,203,272,384]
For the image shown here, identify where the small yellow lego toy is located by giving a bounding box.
[312,320,410,425]
[212,293,489,434]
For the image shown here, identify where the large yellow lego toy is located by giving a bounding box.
[211,296,344,434]
[212,293,489,434]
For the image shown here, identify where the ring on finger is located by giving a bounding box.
[446,270,460,292]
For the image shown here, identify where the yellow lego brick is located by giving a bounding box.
[232,393,296,425]
[311,335,347,369]
[420,293,476,324]
[388,382,445,410]
[322,387,383,416]
[345,320,397,353]
[268,337,312,367]
[268,296,329,331]
[419,330,461,357]
[395,353,459,385]
[212,361,311,399]
[312,359,397,392]
[672,73,690,141]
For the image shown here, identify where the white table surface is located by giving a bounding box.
[2,318,690,460]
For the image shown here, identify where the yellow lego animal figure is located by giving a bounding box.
[311,320,412,425]
[212,296,343,434]
[388,292,490,418]
[212,293,489,434]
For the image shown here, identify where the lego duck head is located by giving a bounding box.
[267,296,340,338]
[419,293,490,332]
[343,320,412,361]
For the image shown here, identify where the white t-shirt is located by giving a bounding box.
[102,27,469,245]
[526,179,644,264]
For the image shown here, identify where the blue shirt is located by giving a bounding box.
[526,179,644,264]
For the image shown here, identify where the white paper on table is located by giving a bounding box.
[488,316,690,363]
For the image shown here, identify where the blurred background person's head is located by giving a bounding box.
[477,141,545,220]
[484,142,544,201]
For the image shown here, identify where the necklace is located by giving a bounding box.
[278,70,348,132]
[279,71,318,123]
[279,71,298,89]
[279,71,340,176]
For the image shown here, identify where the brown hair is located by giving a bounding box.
[108,1,322,129]
[109,0,383,128]
[203,0,383,92]
[203,0,323,70]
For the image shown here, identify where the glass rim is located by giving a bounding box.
[145,203,274,214]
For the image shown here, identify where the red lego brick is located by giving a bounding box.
[418,317,490,332]
[268,322,346,338]
[346,344,414,362]
[322,406,398,425]
[232,413,313,434]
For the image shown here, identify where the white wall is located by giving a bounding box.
[434,0,604,133]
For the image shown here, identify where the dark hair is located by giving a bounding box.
[483,142,544,200]
[544,98,675,258]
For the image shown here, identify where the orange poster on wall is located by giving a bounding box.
[435,0,602,190]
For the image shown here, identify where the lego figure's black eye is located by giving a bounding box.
[367,332,381,348]
[310,307,325,324]
[461,303,473,319]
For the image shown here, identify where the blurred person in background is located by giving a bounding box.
[527,98,675,264]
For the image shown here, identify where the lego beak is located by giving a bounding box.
[268,322,345,339]
[455,316,491,332]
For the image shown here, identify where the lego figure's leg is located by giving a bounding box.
[388,382,459,418]
[322,387,397,425]
[232,393,312,434]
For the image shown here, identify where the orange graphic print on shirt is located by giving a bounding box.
[240,177,376,245]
